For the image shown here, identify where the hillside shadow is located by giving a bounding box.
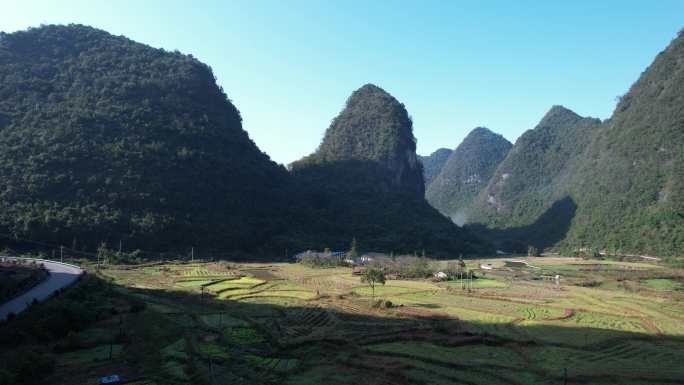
[466,196,577,253]
[291,158,421,196]
[289,159,494,257]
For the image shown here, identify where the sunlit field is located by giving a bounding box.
[42,256,679,385]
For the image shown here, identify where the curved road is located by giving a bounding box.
[0,257,84,321]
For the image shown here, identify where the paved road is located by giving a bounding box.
[0,257,84,321]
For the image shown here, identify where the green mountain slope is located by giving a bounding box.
[426,127,511,225]
[467,107,600,231]
[291,85,491,256]
[564,31,684,256]
[0,25,293,253]
[467,31,684,256]
[294,84,425,197]
[420,148,452,186]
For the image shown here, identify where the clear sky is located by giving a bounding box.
[2,0,683,164]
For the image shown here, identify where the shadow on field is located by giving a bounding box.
[467,196,578,253]
[107,276,684,385]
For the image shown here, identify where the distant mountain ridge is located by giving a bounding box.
[420,148,452,186]
[456,106,599,251]
[461,31,684,256]
[426,127,511,225]
[468,106,600,228]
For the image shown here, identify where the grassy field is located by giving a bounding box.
[3,256,683,384]
[641,278,682,291]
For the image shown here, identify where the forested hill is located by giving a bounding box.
[467,106,600,228]
[460,107,599,251]
[420,148,452,186]
[426,127,511,225]
[0,25,491,258]
[563,30,684,256]
[0,24,293,253]
[464,31,684,256]
[290,85,492,256]
[293,84,425,197]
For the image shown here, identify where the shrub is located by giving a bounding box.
[7,349,55,384]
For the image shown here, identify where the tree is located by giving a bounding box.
[360,266,385,300]
[445,261,463,279]
[97,242,110,267]
[527,245,540,257]
[347,238,359,260]
[458,254,466,270]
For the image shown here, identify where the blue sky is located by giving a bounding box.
[2,0,683,164]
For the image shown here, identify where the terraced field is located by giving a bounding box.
[89,257,684,385]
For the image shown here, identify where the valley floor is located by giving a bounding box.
[5,256,684,385]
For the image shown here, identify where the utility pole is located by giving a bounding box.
[119,240,122,254]
[109,328,113,360]
[60,246,64,263]
[191,247,194,262]
[209,356,217,385]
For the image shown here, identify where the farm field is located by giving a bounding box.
[2,256,683,385]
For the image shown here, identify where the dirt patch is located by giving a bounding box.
[394,306,452,319]
[641,318,662,335]
[242,268,278,280]
[545,308,575,321]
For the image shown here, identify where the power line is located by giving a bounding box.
[0,231,288,260]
